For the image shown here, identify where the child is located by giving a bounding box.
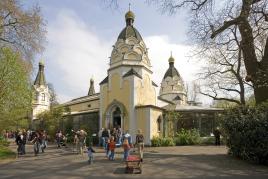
[109,136,116,160]
[123,138,130,161]
[87,143,95,164]
[105,138,110,158]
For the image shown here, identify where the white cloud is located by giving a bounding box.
[145,35,200,84]
[45,9,112,103]
[44,9,211,105]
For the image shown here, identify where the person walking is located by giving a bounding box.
[77,129,87,155]
[56,130,63,148]
[21,130,27,155]
[122,138,130,161]
[101,128,109,149]
[123,130,132,147]
[213,127,221,146]
[87,143,96,164]
[109,136,116,160]
[135,129,144,162]
[15,131,23,155]
[31,131,40,156]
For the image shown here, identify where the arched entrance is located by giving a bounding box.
[112,107,121,128]
[105,100,127,130]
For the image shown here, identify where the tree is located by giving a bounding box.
[0,0,46,62]
[147,0,268,104]
[47,83,59,107]
[0,48,32,131]
[197,26,253,105]
[36,106,68,138]
[185,81,200,102]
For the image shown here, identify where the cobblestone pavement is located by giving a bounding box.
[0,141,267,179]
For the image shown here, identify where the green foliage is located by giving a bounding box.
[0,136,10,147]
[36,106,69,139]
[174,129,201,145]
[151,136,175,147]
[199,136,225,145]
[164,110,182,137]
[200,137,215,145]
[0,146,16,159]
[221,102,268,165]
[0,136,15,159]
[0,48,32,131]
[0,0,46,61]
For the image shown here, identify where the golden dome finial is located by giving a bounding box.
[90,76,94,82]
[125,3,135,25]
[168,51,175,63]
[39,59,45,66]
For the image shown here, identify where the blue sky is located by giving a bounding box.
[23,0,209,104]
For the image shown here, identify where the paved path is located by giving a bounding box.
[0,142,267,179]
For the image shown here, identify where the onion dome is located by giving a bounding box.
[168,55,175,63]
[164,55,180,79]
[117,10,142,41]
[109,9,151,72]
[34,60,46,86]
[125,10,135,21]
[159,55,187,105]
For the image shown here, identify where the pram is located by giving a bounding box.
[125,154,142,174]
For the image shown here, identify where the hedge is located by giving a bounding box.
[221,103,268,165]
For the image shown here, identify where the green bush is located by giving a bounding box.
[200,137,215,145]
[0,146,16,159]
[151,136,175,147]
[200,136,226,145]
[174,128,201,145]
[0,136,10,147]
[221,103,268,165]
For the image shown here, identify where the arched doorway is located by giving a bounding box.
[105,100,127,130]
[112,107,121,128]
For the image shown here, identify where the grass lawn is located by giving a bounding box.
[0,145,16,160]
[0,138,16,160]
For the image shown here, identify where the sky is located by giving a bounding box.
[23,0,211,105]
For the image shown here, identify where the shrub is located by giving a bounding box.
[151,136,175,147]
[174,128,201,145]
[221,103,268,165]
[200,137,215,145]
[0,136,10,147]
[0,146,16,159]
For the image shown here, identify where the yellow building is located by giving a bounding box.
[62,10,164,145]
[62,10,223,144]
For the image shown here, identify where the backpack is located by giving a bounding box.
[136,134,144,143]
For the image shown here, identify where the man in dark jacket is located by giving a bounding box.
[15,132,23,155]
[213,127,221,146]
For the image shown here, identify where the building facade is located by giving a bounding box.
[61,10,223,144]
[32,61,51,120]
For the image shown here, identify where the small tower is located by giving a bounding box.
[88,77,95,96]
[32,60,50,120]
[159,54,187,105]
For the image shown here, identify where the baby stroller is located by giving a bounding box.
[125,148,142,174]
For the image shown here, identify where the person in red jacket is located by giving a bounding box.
[122,138,130,161]
[109,136,116,160]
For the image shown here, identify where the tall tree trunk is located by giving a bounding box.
[237,1,268,104]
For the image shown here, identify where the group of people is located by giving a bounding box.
[99,126,123,148]
[55,130,68,148]
[88,128,144,164]
[15,129,48,156]
[72,129,88,155]
[11,127,146,164]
